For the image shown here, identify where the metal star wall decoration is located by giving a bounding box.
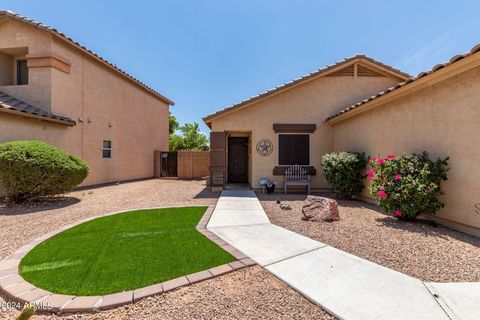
[256,139,273,156]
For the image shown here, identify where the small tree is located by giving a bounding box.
[321,152,368,199]
[169,122,209,151]
[368,152,449,221]
[0,141,89,203]
[169,113,179,135]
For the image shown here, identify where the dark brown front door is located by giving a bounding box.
[228,137,248,183]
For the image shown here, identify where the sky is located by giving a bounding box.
[2,1,480,133]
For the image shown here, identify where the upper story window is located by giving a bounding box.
[16,59,28,85]
[102,140,112,158]
[278,134,309,165]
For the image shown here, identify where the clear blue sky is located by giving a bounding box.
[2,1,480,133]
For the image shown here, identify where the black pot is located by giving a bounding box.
[266,182,275,194]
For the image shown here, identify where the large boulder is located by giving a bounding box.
[302,196,339,222]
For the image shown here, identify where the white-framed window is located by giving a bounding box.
[102,140,112,158]
[278,134,310,165]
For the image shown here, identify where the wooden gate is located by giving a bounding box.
[160,152,178,177]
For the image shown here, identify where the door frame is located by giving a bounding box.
[227,136,249,183]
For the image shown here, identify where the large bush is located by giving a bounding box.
[368,152,449,221]
[321,152,368,199]
[0,141,89,203]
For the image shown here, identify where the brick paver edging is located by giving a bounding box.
[0,205,255,314]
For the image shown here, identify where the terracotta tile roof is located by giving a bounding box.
[203,55,410,125]
[325,43,480,122]
[0,91,76,126]
[0,10,174,106]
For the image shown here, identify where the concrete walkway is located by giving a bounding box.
[207,190,480,320]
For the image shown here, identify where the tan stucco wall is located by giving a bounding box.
[0,19,53,109]
[0,19,169,187]
[0,51,13,85]
[332,66,480,229]
[210,75,400,189]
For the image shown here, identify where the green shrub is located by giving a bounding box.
[321,151,368,199]
[0,141,89,203]
[368,152,449,221]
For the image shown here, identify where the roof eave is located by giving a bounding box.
[326,52,480,125]
[203,56,410,124]
[0,107,76,126]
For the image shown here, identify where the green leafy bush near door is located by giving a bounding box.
[321,151,368,199]
[0,141,89,203]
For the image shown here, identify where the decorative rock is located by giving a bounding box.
[280,203,292,210]
[301,196,339,222]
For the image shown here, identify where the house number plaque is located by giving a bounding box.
[256,139,273,156]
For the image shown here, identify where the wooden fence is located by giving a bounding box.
[177,151,210,179]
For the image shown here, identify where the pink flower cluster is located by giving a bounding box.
[367,168,376,179]
[367,154,398,180]
[394,210,403,218]
[377,190,388,198]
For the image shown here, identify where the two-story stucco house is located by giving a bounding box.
[0,11,174,187]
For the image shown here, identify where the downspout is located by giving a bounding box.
[81,55,85,159]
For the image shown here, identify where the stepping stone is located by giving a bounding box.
[186,270,213,284]
[62,296,102,312]
[133,283,163,302]
[0,268,16,279]
[36,294,74,312]
[239,258,256,267]
[162,276,189,292]
[228,261,245,270]
[209,264,233,276]
[17,288,51,303]
[0,259,19,271]
[0,274,23,287]
[3,282,35,297]
[100,291,133,309]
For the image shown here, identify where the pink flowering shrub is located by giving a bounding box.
[368,152,449,221]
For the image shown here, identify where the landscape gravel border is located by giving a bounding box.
[0,205,255,314]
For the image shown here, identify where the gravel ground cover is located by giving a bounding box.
[13,267,335,320]
[0,180,334,319]
[258,192,480,283]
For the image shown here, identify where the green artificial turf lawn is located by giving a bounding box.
[19,207,235,296]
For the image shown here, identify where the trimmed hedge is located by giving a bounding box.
[0,141,89,203]
[321,152,368,199]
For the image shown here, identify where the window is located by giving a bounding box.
[16,59,28,85]
[102,140,112,158]
[278,134,309,165]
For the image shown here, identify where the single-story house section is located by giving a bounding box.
[0,11,174,188]
[203,55,410,189]
[204,44,480,236]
